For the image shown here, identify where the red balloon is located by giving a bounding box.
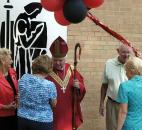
[41,0,65,11]
[83,0,104,8]
[54,9,70,26]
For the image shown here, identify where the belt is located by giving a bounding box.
[108,96,119,104]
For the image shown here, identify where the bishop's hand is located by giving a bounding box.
[73,79,80,89]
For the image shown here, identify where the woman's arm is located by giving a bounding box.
[49,99,57,110]
[0,102,17,110]
[116,103,128,130]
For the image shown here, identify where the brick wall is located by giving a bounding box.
[67,0,142,130]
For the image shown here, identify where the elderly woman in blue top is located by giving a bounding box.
[17,55,57,130]
[116,56,142,130]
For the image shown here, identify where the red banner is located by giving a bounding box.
[87,11,142,57]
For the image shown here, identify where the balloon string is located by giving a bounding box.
[87,11,142,57]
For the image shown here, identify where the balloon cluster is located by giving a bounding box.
[41,0,104,26]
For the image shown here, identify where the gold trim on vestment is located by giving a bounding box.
[49,66,73,93]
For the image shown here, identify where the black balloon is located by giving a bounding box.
[63,0,87,23]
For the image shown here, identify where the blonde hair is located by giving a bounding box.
[125,56,142,75]
[0,48,11,60]
[32,55,52,74]
[0,48,11,71]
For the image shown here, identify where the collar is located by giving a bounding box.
[114,57,123,65]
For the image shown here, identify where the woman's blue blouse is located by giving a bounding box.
[18,74,57,123]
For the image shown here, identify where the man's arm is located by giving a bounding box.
[116,103,128,130]
[99,83,108,116]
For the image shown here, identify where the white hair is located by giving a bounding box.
[125,56,142,75]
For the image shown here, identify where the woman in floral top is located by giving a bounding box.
[18,55,57,130]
